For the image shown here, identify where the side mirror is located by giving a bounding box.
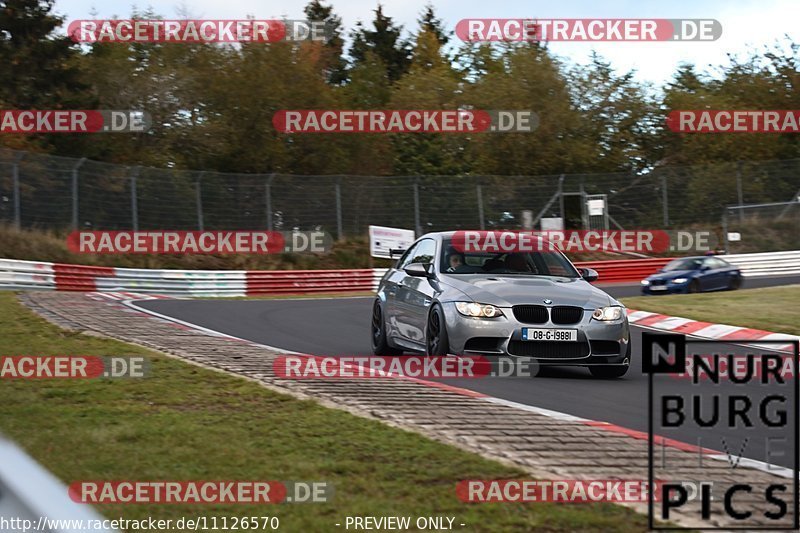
[700,265,711,272]
[404,262,433,278]
[579,267,599,282]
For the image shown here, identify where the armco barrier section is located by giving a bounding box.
[723,250,800,277]
[0,252,796,296]
[246,269,376,295]
[573,257,673,283]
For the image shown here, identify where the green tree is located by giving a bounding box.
[303,0,348,85]
[567,53,660,172]
[349,5,411,83]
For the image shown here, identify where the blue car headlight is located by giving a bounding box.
[672,277,689,284]
[641,279,650,286]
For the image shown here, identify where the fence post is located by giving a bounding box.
[413,179,421,236]
[130,166,140,231]
[736,161,743,223]
[265,174,274,231]
[476,182,485,230]
[722,209,729,252]
[12,153,24,230]
[661,174,669,227]
[71,157,86,230]
[195,171,205,231]
[335,179,343,240]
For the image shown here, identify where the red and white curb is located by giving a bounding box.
[627,309,799,353]
[88,291,171,302]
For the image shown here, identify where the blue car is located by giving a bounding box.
[641,256,743,295]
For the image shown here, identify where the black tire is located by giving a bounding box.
[728,276,742,290]
[589,364,629,379]
[688,280,700,293]
[426,304,450,356]
[371,301,403,356]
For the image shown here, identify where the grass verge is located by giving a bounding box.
[0,292,649,532]
[622,285,800,337]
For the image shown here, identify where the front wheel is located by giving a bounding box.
[426,305,450,356]
[371,301,402,356]
[589,365,629,379]
[688,280,700,293]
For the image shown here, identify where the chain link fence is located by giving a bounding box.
[1,148,799,238]
[724,199,800,253]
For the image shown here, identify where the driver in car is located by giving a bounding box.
[505,253,531,272]
[446,251,465,272]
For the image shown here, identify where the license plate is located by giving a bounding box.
[522,328,577,342]
[649,285,668,291]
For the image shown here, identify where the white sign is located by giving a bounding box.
[540,217,564,230]
[727,232,742,242]
[369,225,416,259]
[587,199,605,216]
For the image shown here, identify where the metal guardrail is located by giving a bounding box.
[0,435,118,533]
[723,250,800,277]
[0,252,797,297]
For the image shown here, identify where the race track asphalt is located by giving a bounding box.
[137,275,800,469]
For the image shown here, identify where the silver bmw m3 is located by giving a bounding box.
[371,231,631,378]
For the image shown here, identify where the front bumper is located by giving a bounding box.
[641,281,690,295]
[442,303,630,364]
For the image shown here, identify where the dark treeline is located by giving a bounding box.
[0,0,798,176]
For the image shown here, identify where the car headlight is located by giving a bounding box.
[641,279,650,286]
[592,305,624,321]
[672,277,689,284]
[455,302,504,318]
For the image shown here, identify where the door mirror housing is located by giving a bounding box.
[404,262,434,278]
[578,267,599,282]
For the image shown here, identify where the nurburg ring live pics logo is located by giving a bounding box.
[644,332,799,530]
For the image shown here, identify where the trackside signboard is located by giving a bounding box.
[369,225,415,259]
[644,332,799,530]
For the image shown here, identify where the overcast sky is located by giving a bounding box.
[53,0,799,86]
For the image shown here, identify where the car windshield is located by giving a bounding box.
[663,258,703,271]
[440,239,580,278]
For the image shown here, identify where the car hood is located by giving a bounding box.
[440,275,615,308]
[647,269,694,281]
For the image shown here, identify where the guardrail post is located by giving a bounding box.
[476,183,485,230]
[71,157,86,230]
[265,174,274,231]
[335,179,343,240]
[130,166,140,231]
[413,179,421,236]
[195,171,205,231]
[12,153,24,230]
